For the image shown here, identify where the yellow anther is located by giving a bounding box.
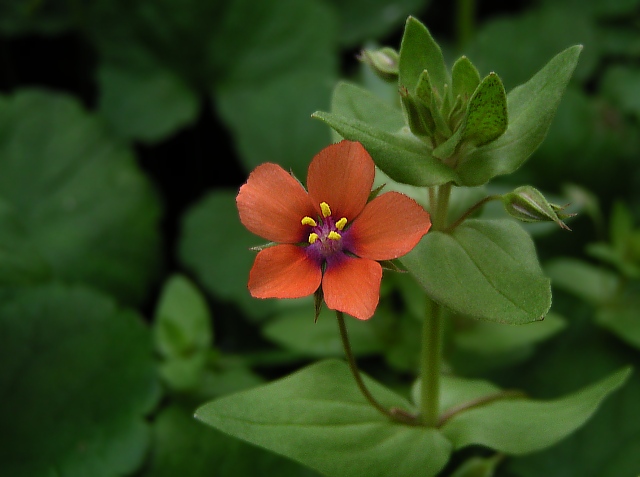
[335,217,347,230]
[308,233,319,244]
[328,231,341,241]
[301,216,317,227]
[320,202,332,218]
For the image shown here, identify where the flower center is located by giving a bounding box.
[301,202,348,259]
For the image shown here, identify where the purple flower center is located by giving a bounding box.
[301,202,352,263]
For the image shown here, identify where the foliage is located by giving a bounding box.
[1,0,639,476]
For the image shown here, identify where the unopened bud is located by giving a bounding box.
[502,186,575,230]
[358,47,399,81]
[399,86,435,138]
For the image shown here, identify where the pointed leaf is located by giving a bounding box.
[441,367,631,454]
[452,56,481,101]
[401,219,551,324]
[196,360,452,477]
[399,16,449,97]
[456,45,582,186]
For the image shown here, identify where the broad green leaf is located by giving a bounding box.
[505,311,640,477]
[154,274,212,358]
[97,62,199,143]
[0,89,161,304]
[328,81,405,133]
[398,16,449,97]
[454,312,566,356]
[440,367,631,454]
[313,109,459,187]
[196,360,452,477]
[466,7,596,90]
[401,219,551,324]
[596,290,640,350]
[456,45,582,186]
[451,56,481,102]
[462,73,507,146]
[153,275,213,391]
[262,306,383,357]
[143,405,320,477]
[545,258,620,305]
[0,284,159,477]
[0,199,50,285]
[178,190,279,320]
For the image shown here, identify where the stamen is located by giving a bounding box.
[301,216,317,227]
[308,233,319,244]
[320,202,332,218]
[335,217,347,230]
[328,231,341,241]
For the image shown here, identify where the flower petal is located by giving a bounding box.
[307,141,375,221]
[237,163,316,243]
[323,255,382,320]
[347,191,431,260]
[248,245,322,299]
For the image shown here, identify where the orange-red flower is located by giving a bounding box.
[236,140,431,320]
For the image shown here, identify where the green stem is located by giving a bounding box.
[336,311,419,425]
[434,183,452,230]
[420,297,443,426]
[456,0,476,51]
[445,195,500,232]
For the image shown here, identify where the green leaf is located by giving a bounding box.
[451,56,481,102]
[461,73,507,146]
[456,45,582,186]
[545,258,620,305]
[262,305,383,357]
[504,315,640,477]
[0,89,161,304]
[196,360,452,477]
[153,275,213,391]
[313,83,458,187]
[440,367,631,455]
[401,219,551,324]
[0,199,50,285]
[178,190,279,320]
[454,312,566,356]
[97,62,199,144]
[154,274,212,358]
[143,405,319,477]
[0,284,159,477]
[596,288,640,350]
[398,16,449,98]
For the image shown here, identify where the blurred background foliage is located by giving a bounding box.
[1,0,640,476]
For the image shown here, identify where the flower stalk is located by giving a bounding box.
[420,296,443,426]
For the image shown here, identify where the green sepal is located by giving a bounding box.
[358,47,399,81]
[463,72,508,146]
[400,86,435,137]
[501,185,573,230]
[452,56,481,102]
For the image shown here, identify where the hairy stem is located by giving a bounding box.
[420,297,443,426]
[336,311,419,425]
[445,195,500,232]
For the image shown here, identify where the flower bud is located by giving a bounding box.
[501,186,575,230]
[399,86,435,138]
[358,47,399,81]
